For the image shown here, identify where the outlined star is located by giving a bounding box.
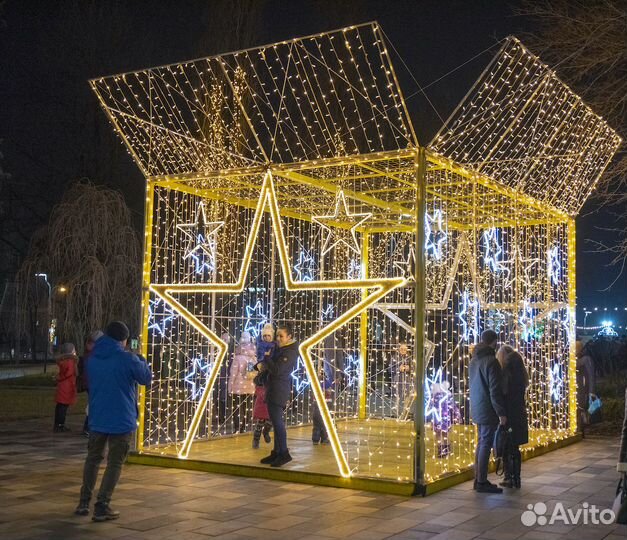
[424,367,451,424]
[151,172,405,473]
[458,288,480,343]
[293,249,316,281]
[176,201,224,272]
[482,227,509,276]
[549,362,563,402]
[547,244,561,286]
[147,298,177,337]
[244,300,267,338]
[313,189,371,256]
[184,356,213,400]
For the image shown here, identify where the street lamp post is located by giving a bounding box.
[583,310,592,329]
[35,273,52,373]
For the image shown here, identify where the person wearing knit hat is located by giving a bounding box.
[53,343,78,433]
[77,330,105,435]
[76,321,151,521]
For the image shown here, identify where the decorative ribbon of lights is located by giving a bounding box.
[425,210,447,260]
[147,298,177,337]
[313,189,372,256]
[151,172,406,475]
[176,201,224,274]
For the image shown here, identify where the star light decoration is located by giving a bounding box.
[547,245,561,286]
[184,356,214,401]
[482,227,509,275]
[424,367,450,424]
[176,202,224,274]
[313,189,372,256]
[347,258,362,280]
[549,362,564,402]
[147,298,177,337]
[151,172,405,474]
[290,357,311,394]
[293,249,316,282]
[425,210,447,260]
[343,353,361,388]
[243,300,267,338]
[458,288,480,343]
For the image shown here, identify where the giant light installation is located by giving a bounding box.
[91,25,620,493]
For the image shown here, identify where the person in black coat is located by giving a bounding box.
[260,323,299,468]
[497,345,529,488]
[469,329,507,493]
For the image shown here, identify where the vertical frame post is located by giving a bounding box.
[359,233,370,420]
[567,218,577,433]
[137,179,155,452]
[414,147,427,486]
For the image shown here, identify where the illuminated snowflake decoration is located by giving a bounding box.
[482,227,509,275]
[425,210,447,260]
[343,353,361,388]
[547,244,561,286]
[147,298,177,337]
[424,367,450,424]
[184,356,214,401]
[458,288,480,343]
[290,357,311,394]
[294,249,316,282]
[176,201,223,274]
[549,362,564,402]
[243,300,267,338]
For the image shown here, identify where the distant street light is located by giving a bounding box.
[583,310,592,328]
[35,273,52,373]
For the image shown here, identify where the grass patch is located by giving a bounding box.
[0,386,87,421]
[0,373,58,387]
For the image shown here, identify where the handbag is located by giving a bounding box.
[612,473,627,523]
[588,394,603,424]
[493,425,514,476]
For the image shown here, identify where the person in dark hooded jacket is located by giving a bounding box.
[469,329,507,493]
[497,345,528,488]
[260,323,299,468]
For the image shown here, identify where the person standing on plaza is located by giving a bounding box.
[496,345,529,488]
[53,343,78,432]
[75,321,152,521]
[260,323,299,468]
[469,329,507,493]
[77,330,104,435]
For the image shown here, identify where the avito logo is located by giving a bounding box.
[521,502,614,526]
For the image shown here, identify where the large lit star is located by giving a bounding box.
[176,201,224,273]
[151,172,405,474]
[313,189,372,256]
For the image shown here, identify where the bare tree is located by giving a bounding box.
[516,0,627,273]
[16,181,141,350]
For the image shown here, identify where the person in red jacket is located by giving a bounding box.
[54,342,78,432]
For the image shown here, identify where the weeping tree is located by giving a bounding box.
[16,181,141,350]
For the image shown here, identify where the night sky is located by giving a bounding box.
[1,0,625,327]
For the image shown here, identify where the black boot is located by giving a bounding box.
[513,454,521,489]
[500,455,514,488]
[270,450,293,467]
[252,424,262,449]
[260,450,278,464]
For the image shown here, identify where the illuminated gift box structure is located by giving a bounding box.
[91,24,620,494]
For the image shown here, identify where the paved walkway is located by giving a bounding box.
[1,415,626,540]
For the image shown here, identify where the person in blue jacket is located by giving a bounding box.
[260,323,299,467]
[75,321,152,522]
